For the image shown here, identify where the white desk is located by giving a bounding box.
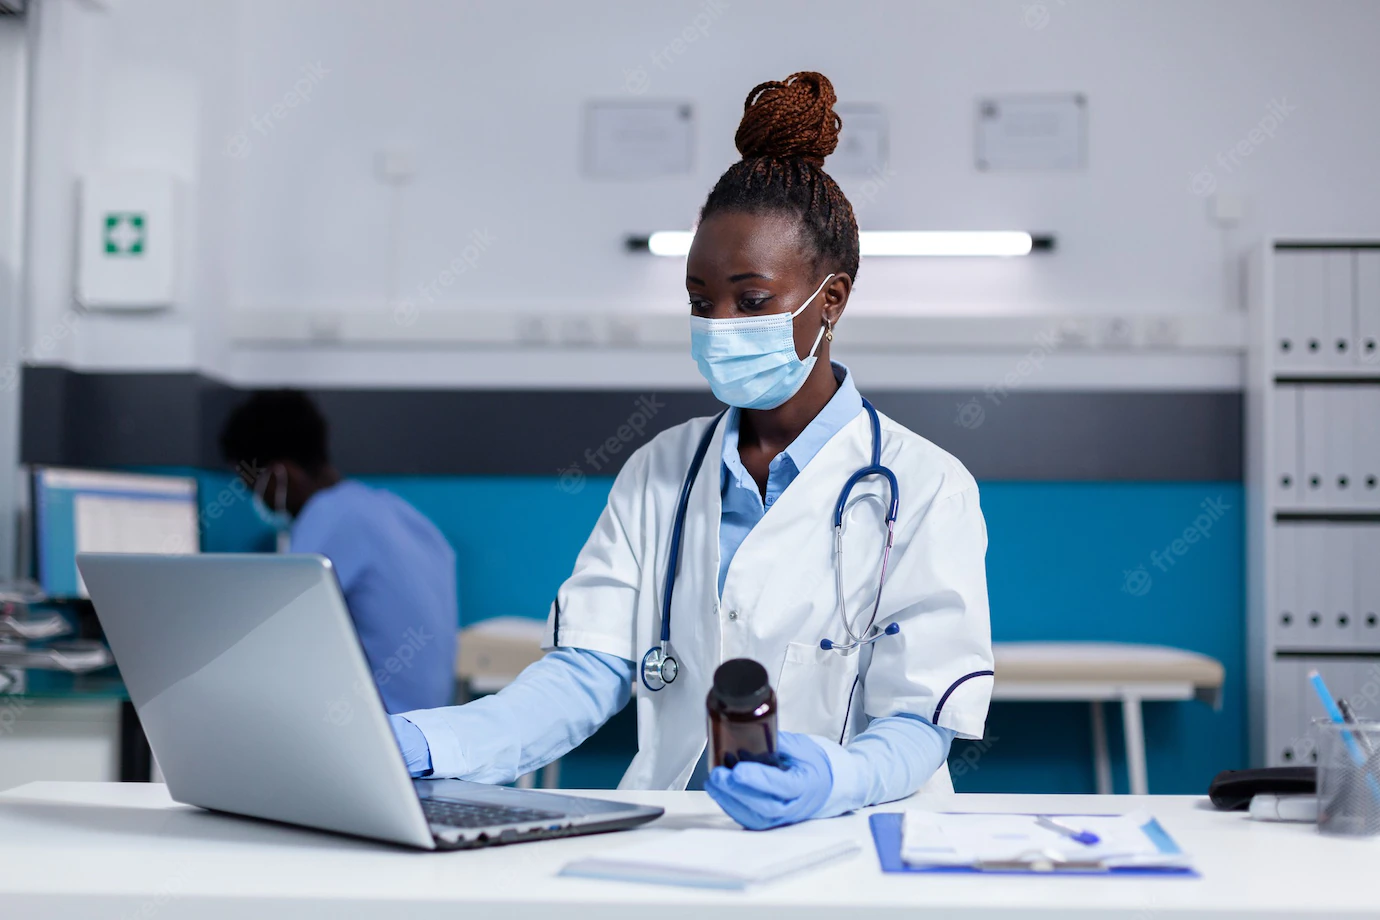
[992,642,1226,796]
[0,781,1370,918]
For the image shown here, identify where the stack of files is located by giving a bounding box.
[561,829,859,890]
[869,811,1194,875]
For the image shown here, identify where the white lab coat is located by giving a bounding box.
[545,407,993,793]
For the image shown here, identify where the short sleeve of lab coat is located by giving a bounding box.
[542,450,648,663]
[863,486,994,740]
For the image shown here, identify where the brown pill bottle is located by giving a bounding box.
[707,658,781,769]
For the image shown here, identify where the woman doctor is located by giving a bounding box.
[389,72,994,830]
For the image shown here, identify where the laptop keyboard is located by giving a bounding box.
[421,797,565,829]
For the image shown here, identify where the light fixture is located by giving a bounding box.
[628,230,1054,257]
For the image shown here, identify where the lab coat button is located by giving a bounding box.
[727,610,738,621]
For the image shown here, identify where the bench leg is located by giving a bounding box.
[1090,701,1113,795]
[1122,694,1149,795]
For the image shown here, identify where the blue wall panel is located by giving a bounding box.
[181,470,1245,795]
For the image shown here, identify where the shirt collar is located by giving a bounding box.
[721,361,863,480]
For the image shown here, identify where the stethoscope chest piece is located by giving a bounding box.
[641,644,678,691]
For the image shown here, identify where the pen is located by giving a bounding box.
[1034,815,1100,846]
[1307,670,1380,804]
[1336,698,1376,756]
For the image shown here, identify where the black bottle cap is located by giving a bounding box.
[711,658,771,711]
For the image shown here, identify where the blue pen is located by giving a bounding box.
[1034,815,1100,846]
[1307,670,1380,803]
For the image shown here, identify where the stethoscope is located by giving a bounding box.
[640,398,900,692]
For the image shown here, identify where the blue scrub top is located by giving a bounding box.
[291,480,458,712]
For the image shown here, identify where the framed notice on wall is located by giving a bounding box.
[976,93,1087,171]
[583,101,694,179]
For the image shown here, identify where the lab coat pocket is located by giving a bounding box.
[776,641,860,743]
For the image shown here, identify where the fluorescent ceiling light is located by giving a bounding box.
[639,230,1047,257]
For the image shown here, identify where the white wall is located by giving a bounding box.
[20,0,1380,388]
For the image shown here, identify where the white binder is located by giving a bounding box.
[1273,524,1300,648]
[1293,252,1328,368]
[1273,249,1301,367]
[1358,251,1380,367]
[1298,524,1328,644]
[1298,386,1329,507]
[1359,526,1380,651]
[1359,386,1380,510]
[1325,387,1358,509]
[1323,250,1357,367]
[1272,385,1301,508]
[1324,524,1357,649]
[1268,656,1301,765]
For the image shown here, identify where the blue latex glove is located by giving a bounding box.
[388,713,433,777]
[705,731,834,830]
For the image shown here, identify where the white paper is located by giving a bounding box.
[900,811,1189,870]
[561,829,858,889]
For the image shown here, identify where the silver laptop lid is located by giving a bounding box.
[77,553,436,849]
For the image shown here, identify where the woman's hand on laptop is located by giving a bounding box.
[388,714,433,777]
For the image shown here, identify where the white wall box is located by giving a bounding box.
[76,171,178,310]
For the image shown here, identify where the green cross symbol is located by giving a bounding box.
[103,212,146,256]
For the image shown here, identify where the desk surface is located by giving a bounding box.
[0,783,1372,919]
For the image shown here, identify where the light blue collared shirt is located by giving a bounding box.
[717,363,863,596]
[397,365,954,815]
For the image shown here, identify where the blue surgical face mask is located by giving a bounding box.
[689,274,834,410]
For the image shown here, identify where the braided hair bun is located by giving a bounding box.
[734,72,842,168]
[701,71,860,281]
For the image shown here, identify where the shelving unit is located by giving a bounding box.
[1246,240,1380,768]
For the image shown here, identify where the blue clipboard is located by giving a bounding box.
[868,813,1198,877]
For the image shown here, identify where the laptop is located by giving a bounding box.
[76,552,663,850]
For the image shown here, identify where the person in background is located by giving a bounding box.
[219,389,458,713]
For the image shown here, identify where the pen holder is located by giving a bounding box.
[1314,720,1380,837]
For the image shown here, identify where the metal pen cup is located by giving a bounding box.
[1314,719,1380,837]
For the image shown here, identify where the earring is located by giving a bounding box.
[824,321,834,342]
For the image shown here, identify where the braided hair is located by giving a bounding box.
[701,72,861,282]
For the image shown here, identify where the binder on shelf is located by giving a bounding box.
[1325,388,1359,509]
[1293,251,1328,368]
[1358,386,1380,509]
[1269,657,1302,765]
[1358,251,1380,368]
[1272,385,1301,507]
[1324,524,1357,650]
[1298,524,1328,641]
[1359,526,1380,649]
[1273,248,1301,366]
[1298,387,1329,508]
[1323,250,1357,368]
[1273,524,1300,648]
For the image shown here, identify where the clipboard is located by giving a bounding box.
[868,813,1198,877]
